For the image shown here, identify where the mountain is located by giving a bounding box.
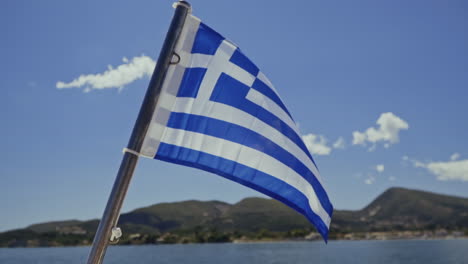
[118,200,231,233]
[27,220,84,233]
[1,187,468,247]
[108,188,468,233]
[332,187,468,232]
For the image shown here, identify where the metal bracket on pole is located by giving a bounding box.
[109,227,122,244]
[85,2,191,264]
[122,147,141,157]
[170,52,181,64]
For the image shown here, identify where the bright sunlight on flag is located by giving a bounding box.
[139,14,333,241]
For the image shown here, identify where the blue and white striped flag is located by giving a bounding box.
[140,14,333,240]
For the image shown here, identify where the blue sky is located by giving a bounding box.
[2,0,467,232]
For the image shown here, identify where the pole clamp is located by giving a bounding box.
[109,227,122,244]
[122,148,141,157]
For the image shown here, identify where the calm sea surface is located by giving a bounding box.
[0,240,467,264]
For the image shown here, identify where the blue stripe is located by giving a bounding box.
[229,48,259,76]
[251,78,293,120]
[210,73,317,167]
[155,142,330,241]
[166,112,333,216]
[177,68,207,98]
[191,23,224,55]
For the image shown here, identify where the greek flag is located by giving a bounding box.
[140,14,333,240]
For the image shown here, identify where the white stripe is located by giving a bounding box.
[227,63,256,87]
[179,53,212,68]
[161,127,331,227]
[246,88,299,135]
[171,98,324,186]
[257,71,280,97]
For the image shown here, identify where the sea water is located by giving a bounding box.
[0,239,467,264]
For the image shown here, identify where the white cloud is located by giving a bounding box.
[413,160,426,168]
[302,133,332,156]
[352,112,409,148]
[376,164,384,173]
[389,176,396,181]
[450,153,460,161]
[424,160,468,181]
[403,156,426,168]
[410,158,468,182]
[352,131,367,145]
[56,55,156,92]
[363,165,384,185]
[365,175,375,185]
[332,137,346,149]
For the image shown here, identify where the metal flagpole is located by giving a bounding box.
[86,2,191,263]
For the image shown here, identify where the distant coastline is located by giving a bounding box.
[2,187,468,248]
[2,230,468,248]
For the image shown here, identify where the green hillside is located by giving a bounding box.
[332,187,468,232]
[1,187,468,247]
[217,197,310,232]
